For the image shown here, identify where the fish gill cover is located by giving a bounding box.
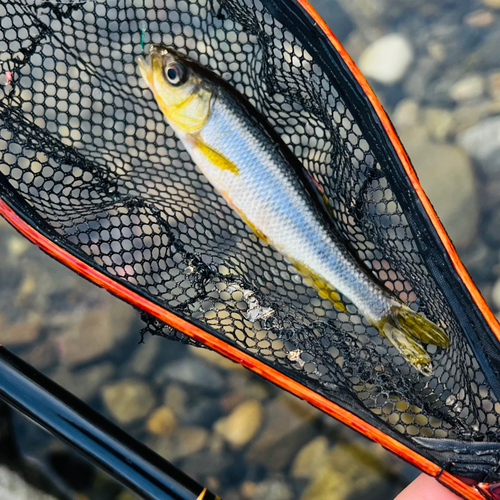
[1,0,500,488]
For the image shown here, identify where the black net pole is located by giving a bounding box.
[0,345,219,500]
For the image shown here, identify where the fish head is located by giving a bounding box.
[137,44,213,133]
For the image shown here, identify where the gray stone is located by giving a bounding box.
[52,362,115,401]
[127,334,163,376]
[400,126,479,250]
[101,379,156,424]
[0,313,42,346]
[0,466,57,500]
[251,476,292,500]
[449,74,485,102]
[55,297,137,366]
[155,358,224,391]
[246,395,317,470]
[458,116,500,178]
[358,33,414,86]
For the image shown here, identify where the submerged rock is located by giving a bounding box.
[400,126,479,250]
[0,466,56,500]
[449,74,485,102]
[155,358,224,391]
[458,116,500,178]
[101,379,155,424]
[292,436,330,479]
[214,400,263,448]
[358,33,414,85]
[146,406,177,436]
[151,426,208,461]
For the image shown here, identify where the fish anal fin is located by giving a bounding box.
[291,259,345,312]
[194,137,239,175]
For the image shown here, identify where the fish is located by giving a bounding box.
[137,44,450,376]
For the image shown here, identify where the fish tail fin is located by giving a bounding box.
[377,304,450,376]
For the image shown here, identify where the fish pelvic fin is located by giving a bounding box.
[377,304,450,376]
[194,136,240,175]
[291,260,346,312]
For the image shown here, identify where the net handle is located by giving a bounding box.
[0,345,219,500]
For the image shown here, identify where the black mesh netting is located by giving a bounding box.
[2,0,500,482]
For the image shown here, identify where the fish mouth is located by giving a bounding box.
[137,55,152,88]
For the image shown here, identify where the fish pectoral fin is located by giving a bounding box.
[194,136,240,175]
[291,260,346,312]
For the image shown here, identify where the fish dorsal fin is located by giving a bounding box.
[194,136,240,175]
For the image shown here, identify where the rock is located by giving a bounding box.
[251,476,292,500]
[189,345,245,371]
[0,466,57,500]
[392,98,420,129]
[55,298,136,366]
[151,426,208,461]
[146,406,177,435]
[483,0,500,9]
[0,313,41,345]
[52,362,115,401]
[490,72,500,101]
[458,116,500,178]
[358,33,414,86]
[101,379,155,424]
[424,108,454,141]
[214,400,263,448]
[23,340,58,370]
[491,277,500,311]
[292,436,329,479]
[164,384,189,417]
[449,74,485,101]
[464,9,496,27]
[246,395,317,470]
[400,126,479,250]
[300,443,390,500]
[127,334,163,376]
[155,358,224,391]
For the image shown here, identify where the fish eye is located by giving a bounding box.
[164,63,185,86]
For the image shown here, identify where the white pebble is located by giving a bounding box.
[358,33,414,86]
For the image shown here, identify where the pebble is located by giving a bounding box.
[424,108,454,141]
[300,443,389,500]
[392,98,420,129]
[55,298,136,366]
[155,358,224,391]
[358,33,414,86]
[151,426,208,462]
[0,466,57,500]
[250,476,292,500]
[164,383,189,417]
[101,379,155,424]
[0,313,41,345]
[292,436,329,479]
[449,74,485,101]
[189,345,244,371]
[127,334,163,376]
[464,9,496,27]
[489,72,500,100]
[52,362,115,401]
[146,406,177,435]
[483,0,500,9]
[491,277,500,311]
[400,126,479,249]
[458,116,500,178]
[246,395,317,470]
[214,400,263,449]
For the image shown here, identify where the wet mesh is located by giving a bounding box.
[2,0,500,481]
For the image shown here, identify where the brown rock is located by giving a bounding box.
[0,313,41,345]
[146,406,177,436]
[151,426,208,461]
[55,298,136,366]
[246,395,317,470]
[292,436,329,479]
[214,400,263,448]
[102,379,155,424]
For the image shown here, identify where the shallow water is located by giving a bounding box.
[1,0,500,498]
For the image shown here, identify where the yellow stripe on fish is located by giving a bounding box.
[194,137,240,175]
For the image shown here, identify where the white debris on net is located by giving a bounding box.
[225,284,275,323]
[0,466,57,500]
[287,348,305,368]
